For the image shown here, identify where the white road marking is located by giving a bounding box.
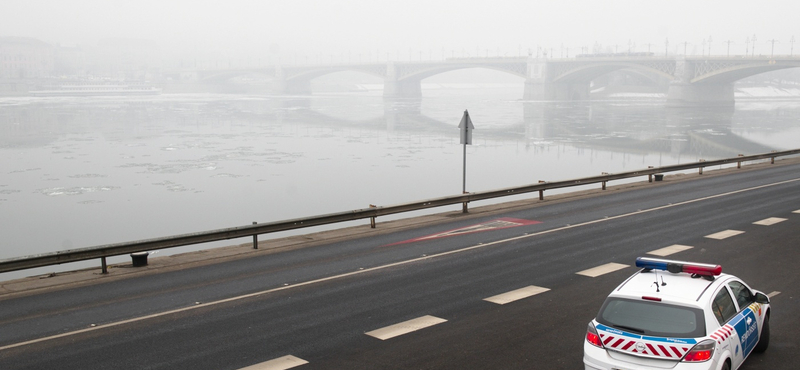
[767,291,781,298]
[365,315,447,340]
[238,355,308,370]
[576,263,629,277]
[484,285,550,305]
[4,177,799,351]
[648,244,693,257]
[753,217,787,226]
[705,230,745,240]
[794,210,800,214]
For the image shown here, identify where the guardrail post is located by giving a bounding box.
[369,204,377,228]
[648,166,654,182]
[101,257,108,274]
[601,173,608,190]
[698,159,705,175]
[538,181,545,200]
[737,154,744,169]
[252,222,258,249]
[462,192,469,213]
[771,150,777,164]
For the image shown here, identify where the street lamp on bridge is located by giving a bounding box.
[790,36,795,57]
[745,37,750,56]
[724,40,734,57]
[752,34,757,56]
[708,36,712,56]
[768,39,778,57]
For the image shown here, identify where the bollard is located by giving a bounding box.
[252,221,258,249]
[131,252,149,267]
[737,154,744,169]
[369,204,377,228]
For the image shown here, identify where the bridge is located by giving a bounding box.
[191,55,800,106]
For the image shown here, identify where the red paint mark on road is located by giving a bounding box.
[386,217,542,246]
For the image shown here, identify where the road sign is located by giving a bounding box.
[458,109,474,145]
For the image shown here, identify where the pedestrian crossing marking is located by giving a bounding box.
[484,285,550,305]
[705,230,745,240]
[753,217,787,226]
[238,355,308,370]
[576,263,629,277]
[366,315,447,340]
[648,244,693,257]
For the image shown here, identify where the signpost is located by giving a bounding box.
[458,110,474,213]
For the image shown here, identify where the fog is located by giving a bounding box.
[2,0,798,61]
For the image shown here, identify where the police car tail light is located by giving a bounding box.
[682,339,715,362]
[586,323,604,348]
[635,257,722,276]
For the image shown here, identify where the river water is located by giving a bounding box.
[1,84,799,279]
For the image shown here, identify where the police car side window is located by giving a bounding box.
[729,281,754,310]
[712,288,737,325]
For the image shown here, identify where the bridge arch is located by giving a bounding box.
[690,60,800,84]
[394,64,527,82]
[386,61,528,98]
[551,62,675,83]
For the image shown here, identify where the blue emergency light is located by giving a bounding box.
[635,257,722,276]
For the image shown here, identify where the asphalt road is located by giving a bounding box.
[1,161,799,370]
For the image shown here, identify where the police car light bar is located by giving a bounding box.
[635,257,722,276]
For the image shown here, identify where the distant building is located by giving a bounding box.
[0,37,54,78]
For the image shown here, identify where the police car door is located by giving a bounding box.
[728,281,761,363]
[710,286,744,368]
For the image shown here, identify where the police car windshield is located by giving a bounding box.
[597,297,706,338]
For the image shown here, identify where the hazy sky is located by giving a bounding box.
[2,0,797,59]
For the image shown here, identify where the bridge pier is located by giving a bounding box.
[665,57,735,107]
[273,79,312,95]
[666,82,735,107]
[383,79,422,99]
[523,80,590,101]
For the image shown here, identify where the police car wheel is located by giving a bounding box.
[754,314,770,353]
[721,361,730,370]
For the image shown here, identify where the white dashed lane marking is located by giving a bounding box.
[767,291,781,298]
[794,209,800,214]
[753,217,787,226]
[365,315,447,340]
[576,263,629,277]
[238,355,308,370]
[648,244,693,257]
[484,285,550,305]
[705,230,745,240]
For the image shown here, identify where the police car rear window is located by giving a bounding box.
[597,297,706,338]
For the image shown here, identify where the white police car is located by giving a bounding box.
[584,257,770,370]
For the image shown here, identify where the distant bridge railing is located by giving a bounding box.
[1,149,799,275]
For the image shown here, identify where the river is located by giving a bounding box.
[1,84,799,279]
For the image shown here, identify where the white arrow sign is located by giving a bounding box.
[458,109,474,145]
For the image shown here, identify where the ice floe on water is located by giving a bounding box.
[68,174,107,179]
[37,186,121,196]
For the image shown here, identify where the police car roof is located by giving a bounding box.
[611,268,732,307]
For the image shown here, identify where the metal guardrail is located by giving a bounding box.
[2,149,799,275]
